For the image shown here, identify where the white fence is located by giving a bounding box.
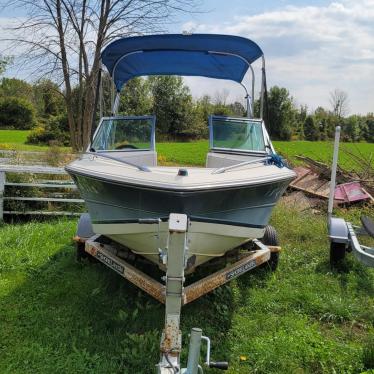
[0,164,84,221]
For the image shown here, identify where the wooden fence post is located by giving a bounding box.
[0,171,5,222]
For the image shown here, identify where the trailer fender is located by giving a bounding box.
[76,213,94,239]
[329,217,349,244]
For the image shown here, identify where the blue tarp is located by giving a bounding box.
[101,34,263,91]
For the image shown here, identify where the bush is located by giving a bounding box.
[304,115,319,141]
[26,113,70,146]
[0,96,36,129]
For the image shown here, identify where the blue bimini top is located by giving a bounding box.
[101,34,263,91]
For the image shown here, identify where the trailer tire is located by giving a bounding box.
[330,242,346,265]
[262,225,279,271]
[76,241,88,261]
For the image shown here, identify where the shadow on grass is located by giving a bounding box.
[0,243,236,373]
[315,255,374,297]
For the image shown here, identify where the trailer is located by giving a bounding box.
[74,213,280,373]
[328,126,374,267]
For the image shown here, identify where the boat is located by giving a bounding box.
[66,34,296,272]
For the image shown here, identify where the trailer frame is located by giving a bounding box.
[74,213,280,373]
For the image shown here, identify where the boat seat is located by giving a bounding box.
[206,151,265,168]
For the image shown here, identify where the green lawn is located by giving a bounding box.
[0,129,31,143]
[158,139,374,170]
[157,140,209,165]
[0,130,372,171]
[0,130,71,152]
[274,140,374,171]
[0,205,373,373]
[157,140,373,171]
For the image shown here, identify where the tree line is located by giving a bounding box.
[0,72,373,145]
[1,1,373,149]
[0,0,199,151]
[259,86,374,143]
[0,73,247,145]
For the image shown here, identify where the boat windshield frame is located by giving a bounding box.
[208,115,270,155]
[89,115,156,153]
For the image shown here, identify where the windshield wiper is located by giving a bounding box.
[87,149,151,172]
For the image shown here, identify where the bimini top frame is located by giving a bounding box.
[100,34,266,118]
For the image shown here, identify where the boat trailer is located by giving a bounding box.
[328,126,374,267]
[74,213,280,373]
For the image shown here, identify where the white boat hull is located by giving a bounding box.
[93,220,265,270]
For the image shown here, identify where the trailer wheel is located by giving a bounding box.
[262,225,279,271]
[330,242,346,265]
[76,241,88,261]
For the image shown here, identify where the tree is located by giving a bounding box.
[330,89,349,118]
[343,115,360,142]
[364,114,374,143]
[304,115,319,141]
[27,113,70,146]
[0,55,12,76]
[211,104,232,116]
[228,101,246,117]
[195,95,213,122]
[0,96,35,129]
[33,79,65,117]
[313,106,339,139]
[295,104,308,139]
[214,88,230,106]
[148,76,199,139]
[119,78,152,116]
[266,86,296,140]
[358,116,369,142]
[3,0,198,151]
[0,78,33,101]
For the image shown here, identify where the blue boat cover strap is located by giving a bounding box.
[101,34,263,91]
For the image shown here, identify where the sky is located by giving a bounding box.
[172,0,374,114]
[1,0,374,114]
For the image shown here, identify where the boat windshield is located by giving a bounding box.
[91,116,155,151]
[210,116,266,153]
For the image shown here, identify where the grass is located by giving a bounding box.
[0,130,71,152]
[0,130,372,171]
[157,140,209,166]
[0,130,372,372]
[156,140,373,171]
[274,140,374,170]
[0,130,31,144]
[0,205,373,373]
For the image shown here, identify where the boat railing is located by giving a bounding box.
[211,156,272,174]
[87,150,151,172]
